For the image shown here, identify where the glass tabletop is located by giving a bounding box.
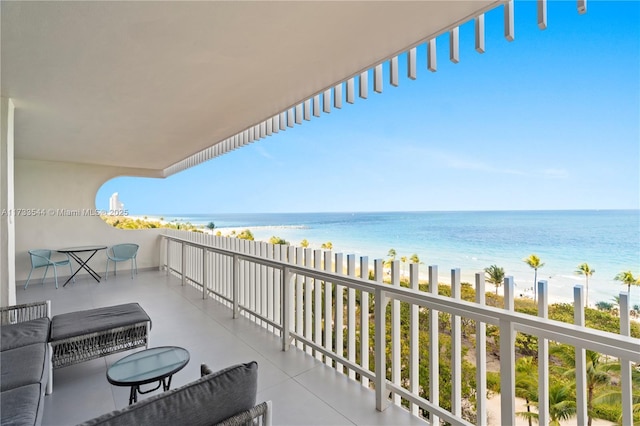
[107,346,190,386]
[57,245,107,253]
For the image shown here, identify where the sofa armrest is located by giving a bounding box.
[0,301,51,325]
[214,400,272,426]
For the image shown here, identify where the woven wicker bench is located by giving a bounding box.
[48,303,151,394]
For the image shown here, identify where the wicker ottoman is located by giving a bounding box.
[48,303,151,393]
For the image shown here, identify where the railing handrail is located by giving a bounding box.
[160,233,639,361]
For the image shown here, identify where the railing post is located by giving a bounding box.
[202,248,207,299]
[428,265,439,426]
[619,292,633,426]
[475,273,487,425]
[282,266,293,351]
[166,238,171,275]
[375,287,388,411]
[232,254,239,318]
[574,285,587,426]
[323,251,333,367]
[347,254,356,380]
[335,253,344,374]
[537,280,549,426]
[360,256,370,387]
[451,268,461,417]
[181,241,186,286]
[391,260,400,405]
[409,263,419,416]
[500,276,516,426]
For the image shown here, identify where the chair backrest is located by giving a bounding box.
[110,244,139,259]
[29,249,52,268]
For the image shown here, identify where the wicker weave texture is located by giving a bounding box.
[51,322,148,369]
[0,301,49,325]
[215,401,270,426]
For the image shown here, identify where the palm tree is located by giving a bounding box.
[300,239,309,248]
[614,270,640,297]
[320,241,333,250]
[206,221,215,230]
[515,357,538,426]
[517,382,578,426]
[384,248,397,268]
[523,254,545,303]
[576,263,595,307]
[550,345,615,426]
[484,265,505,295]
[410,253,421,264]
[400,256,407,277]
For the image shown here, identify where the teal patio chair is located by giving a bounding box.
[105,243,139,280]
[25,249,74,289]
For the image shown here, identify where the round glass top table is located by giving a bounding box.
[107,346,190,405]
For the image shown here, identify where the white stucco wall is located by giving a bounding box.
[1,98,16,306]
[13,159,164,285]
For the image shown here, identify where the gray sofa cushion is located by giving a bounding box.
[0,384,43,426]
[0,318,50,352]
[0,344,47,392]
[50,303,150,342]
[79,361,258,426]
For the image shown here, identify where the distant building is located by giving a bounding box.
[109,192,124,211]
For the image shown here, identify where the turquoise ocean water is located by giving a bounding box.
[155,210,639,306]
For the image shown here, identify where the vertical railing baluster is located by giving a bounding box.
[391,260,400,405]
[574,285,587,426]
[232,254,239,318]
[347,254,357,380]
[296,247,304,349]
[538,280,550,426]
[282,266,293,351]
[165,237,170,275]
[360,256,370,387]
[202,248,207,299]
[249,241,256,316]
[261,242,268,327]
[375,287,388,412]
[305,248,313,354]
[181,241,186,286]
[244,240,251,316]
[335,253,344,373]
[475,273,487,425]
[451,268,461,417]
[266,243,274,333]
[619,292,633,426]
[288,246,296,345]
[409,263,419,416]
[314,249,323,361]
[324,251,333,367]
[429,265,439,425]
[273,245,282,333]
[500,276,516,425]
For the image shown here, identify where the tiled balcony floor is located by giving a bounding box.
[17,269,426,426]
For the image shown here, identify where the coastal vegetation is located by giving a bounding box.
[524,254,545,302]
[576,263,596,307]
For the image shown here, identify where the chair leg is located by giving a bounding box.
[42,265,50,285]
[69,263,75,283]
[24,268,35,289]
[105,259,110,281]
[53,266,59,289]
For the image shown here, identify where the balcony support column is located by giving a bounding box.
[165,238,170,275]
[232,254,239,318]
[500,276,516,426]
[374,287,388,411]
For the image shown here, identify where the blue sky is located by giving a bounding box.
[97,1,639,214]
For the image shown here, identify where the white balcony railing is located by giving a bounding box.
[160,230,638,426]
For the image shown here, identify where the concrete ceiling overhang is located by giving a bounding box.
[1,1,502,175]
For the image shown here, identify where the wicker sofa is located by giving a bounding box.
[80,361,272,426]
[1,301,151,426]
[0,301,51,426]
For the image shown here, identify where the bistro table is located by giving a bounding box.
[57,245,107,286]
[107,346,190,405]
